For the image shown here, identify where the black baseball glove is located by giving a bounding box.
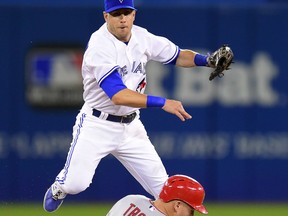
[207,45,234,81]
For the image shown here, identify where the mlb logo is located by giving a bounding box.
[31,54,52,85]
[26,46,84,107]
[29,49,83,87]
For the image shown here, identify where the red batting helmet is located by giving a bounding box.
[159,175,208,214]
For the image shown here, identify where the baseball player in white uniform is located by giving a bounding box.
[43,0,220,212]
[106,175,208,216]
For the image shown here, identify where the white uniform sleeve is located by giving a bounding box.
[82,34,120,86]
[146,32,179,64]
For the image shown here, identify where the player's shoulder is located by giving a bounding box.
[132,25,162,42]
[132,25,157,44]
[132,25,150,35]
[90,24,110,41]
[122,194,150,202]
[88,24,114,49]
[123,194,149,199]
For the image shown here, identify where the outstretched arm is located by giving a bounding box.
[176,49,213,68]
[175,46,234,80]
[101,68,192,121]
[175,49,199,67]
[112,88,192,121]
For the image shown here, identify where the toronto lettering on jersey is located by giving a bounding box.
[119,65,128,77]
[123,203,146,216]
[132,62,146,74]
[119,61,146,77]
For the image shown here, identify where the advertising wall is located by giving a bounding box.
[0,4,288,202]
[0,0,271,6]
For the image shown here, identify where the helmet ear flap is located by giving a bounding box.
[159,175,208,214]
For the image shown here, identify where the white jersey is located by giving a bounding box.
[82,23,179,115]
[107,195,165,216]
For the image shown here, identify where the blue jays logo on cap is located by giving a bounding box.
[104,0,136,13]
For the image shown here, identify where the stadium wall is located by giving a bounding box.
[0,4,287,202]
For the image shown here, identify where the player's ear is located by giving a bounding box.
[103,12,108,21]
[173,201,181,212]
[132,10,136,21]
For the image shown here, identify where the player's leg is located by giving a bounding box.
[43,112,94,212]
[113,119,168,198]
[43,111,114,212]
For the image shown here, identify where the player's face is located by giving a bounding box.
[104,9,136,43]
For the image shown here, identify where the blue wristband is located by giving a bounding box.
[147,95,166,108]
[194,54,208,66]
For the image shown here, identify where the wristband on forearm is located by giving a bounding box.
[194,53,208,66]
[146,95,166,108]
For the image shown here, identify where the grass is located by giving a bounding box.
[0,202,288,216]
[207,203,288,216]
[0,202,111,216]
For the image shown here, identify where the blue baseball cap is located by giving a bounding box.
[104,0,136,13]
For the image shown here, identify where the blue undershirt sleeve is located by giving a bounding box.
[100,69,127,99]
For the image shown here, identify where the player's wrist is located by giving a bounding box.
[146,95,166,108]
[194,53,208,66]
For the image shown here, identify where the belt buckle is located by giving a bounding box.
[120,112,136,124]
[120,115,127,124]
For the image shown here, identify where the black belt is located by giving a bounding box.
[92,109,136,124]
